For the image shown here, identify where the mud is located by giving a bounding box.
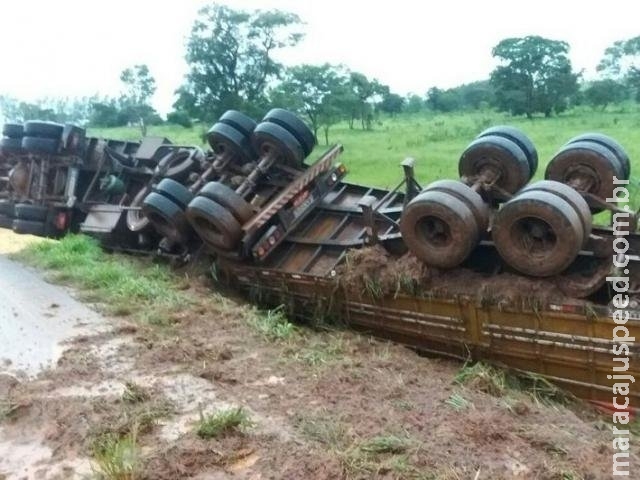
[0,250,636,479]
[338,246,565,304]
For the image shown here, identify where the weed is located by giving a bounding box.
[294,412,350,451]
[196,406,253,439]
[445,393,472,411]
[455,362,507,397]
[250,306,296,341]
[121,382,150,404]
[91,430,140,480]
[358,435,410,454]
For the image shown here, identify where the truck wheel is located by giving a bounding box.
[207,122,255,164]
[477,125,538,177]
[2,123,24,138]
[126,186,151,232]
[520,180,592,241]
[12,219,46,236]
[0,214,12,228]
[198,181,253,224]
[252,121,305,168]
[1,137,22,152]
[400,190,479,268]
[459,135,530,199]
[21,136,60,154]
[156,149,197,181]
[566,133,630,180]
[155,178,194,210]
[15,204,48,222]
[141,192,191,244]
[422,180,489,232]
[186,196,242,251]
[545,141,625,209]
[219,110,257,138]
[263,108,316,157]
[0,200,14,217]
[23,121,64,139]
[492,190,584,277]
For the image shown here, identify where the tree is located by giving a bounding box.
[490,36,579,117]
[426,87,460,112]
[379,92,404,117]
[346,72,388,130]
[271,64,348,142]
[175,4,303,122]
[119,64,160,132]
[598,36,640,101]
[405,94,425,114]
[584,79,627,110]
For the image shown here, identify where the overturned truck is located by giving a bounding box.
[1,111,638,411]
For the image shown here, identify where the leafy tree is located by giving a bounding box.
[0,95,95,124]
[426,87,460,112]
[584,79,627,110]
[119,64,160,131]
[346,72,388,130]
[176,4,303,122]
[490,36,579,117]
[89,98,128,127]
[405,94,425,114]
[271,64,348,142]
[166,110,193,128]
[598,36,640,101]
[379,92,404,116]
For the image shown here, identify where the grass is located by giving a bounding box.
[90,106,640,211]
[196,406,253,439]
[250,305,296,341]
[455,361,573,406]
[12,234,190,324]
[121,381,150,404]
[91,431,140,480]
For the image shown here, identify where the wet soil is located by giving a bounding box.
[0,245,635,479]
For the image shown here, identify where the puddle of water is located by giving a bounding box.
[0,256,106,377]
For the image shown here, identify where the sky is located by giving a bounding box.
[0,0,639,116]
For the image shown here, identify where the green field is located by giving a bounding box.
[89,106,640,205]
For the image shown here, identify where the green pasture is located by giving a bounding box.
[89,106,640,207]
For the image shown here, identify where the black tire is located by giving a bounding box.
[459,135,530,199]
[141,192,191,244]
[567,133,630,180]
[126,186,151,232]
[21,136,60,154]
[477,125,538,177]
[12,219,46,236]
[0,214,12,229]
[15,204,48,222]
[23,121,64,139]
[492,190,584,277]
[156,149,197,181]
[186,196,242,251]
[263,108,316,157]
[400,190,479,268]
[207,122,255,164]
[520,180,592,242]
[155,178,194,210]
[0,200,14,217]
[545,141,624,207]
[423,180,489,232]
[252,121,305,168]
[218,110,257,138]
[1,137,23,152]
[2,123,23,138]
[198,181,253,224]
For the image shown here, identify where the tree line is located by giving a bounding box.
[2,3,639,143]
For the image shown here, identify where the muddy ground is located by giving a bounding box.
[0,232,636,479]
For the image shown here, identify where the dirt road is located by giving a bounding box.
[0,231,633,479]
